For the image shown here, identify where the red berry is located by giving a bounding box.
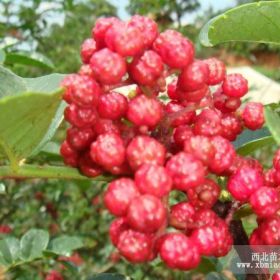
[193,109,222,137]
[159,233,200,270]
[227,166,264,202]
[220,113,242,141]
[204,58,226,85]
[104,178,139,216]
[264,168,278,188]
[193,209,219,228]
[187,179,221,209]
[165,101,196,127]
[184,135,215,165]
[129,15,158,48]
[78,64,94,77]
[126,136,166,170]
[153,30,194,69]
[273,149,280,171]
[93,118,120,135]
[78,153,103,178]
[45,270,64,280]
[109,218,129,246]
[117,229,152,263]
[209,136,236,175]
[250,186,280,218]
[80,38,97,64]
[60,140,79,167]
[64,104,98,128]
[129,50,164,86]
[169,202,195,230]
[127,194,166,233]
[249,228,263,247]
[242,102,264,130]
[92,17,121,48]
[66,127,95,151]
[259,216,280,245]
[167,78,180,100]
[177,60,209,92]
[127,95,163,128]
[173,125,193,147]
[222,73,248,98]
[0,225,12,234]
[228,156,263,176]
[98,91,128,120]
[178,84,209,103]
[90,48,127,85]
[213,88,241,113]
[135,164,172,198]
[166,152,206,191]
[90,133,125,169]
[272,271,280,280]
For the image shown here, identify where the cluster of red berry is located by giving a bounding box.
[59,15,280,270]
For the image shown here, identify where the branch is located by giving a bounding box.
[0,164,113,181]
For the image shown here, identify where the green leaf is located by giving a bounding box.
[5,52,54,70]
[193,257,217,274]
[49,235,84,256]
[20,229,49,261]
[237,136,275,156]
[265,107,280,145]
[199,1,280,47]
[0,239,13,266]
[0,49,5,64]
[0,90,63,164]
[88,274,130,280]
[205,272,228,280]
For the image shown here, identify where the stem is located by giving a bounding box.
[0,164,113,181]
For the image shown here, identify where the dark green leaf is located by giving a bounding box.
[88,274,129,280]
[5,52,54,70]
[199,1,280,47]
[193,257,217,274]
[265,107,280,144]
[205,272,228,280]
[49,235,84,256]
[20,229,49,261]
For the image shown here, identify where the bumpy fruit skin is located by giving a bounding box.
[273,149,280,171]
[104,178,140,216]
[259,216,280,245]
[78,153,103,178]
[249,228,263,247]
[179,84,209,103]
[242,102,264,130]
[97,91,128,120]
[66,127,95,151]
[45,270,64,280]
[127,194,166,233]
[227,166,264,202]
[220,113,242,141]
[127,95,163,128]
[193,209,218,228]
[250,187,280,218]
[64,104,98,128]
[227,156,263,176]
[177,60,209,92]
[165,101,196,127]
[209,136,236,174]
[61,74,101,108]
[129,50,164,86]
[92,17,121,48]
[184,135,215,165]
[153,30,194,69]
[159,233,200,270]
[166,152,206,191]
[80,38,97,64]
[129,15,158,48]
[213,88,241,113]
[105,21,145,57]
[90,133,125,169]
[60,140,79,167]
[204,58,226,85]
[94,118,120,135]
[126,136,166,170]
[135,164,172,198]
[109,217,129,246]
[264,168,278,188]
[167,78,180,100]
[169,202,195,230]
[187,179,221,209]
[173,125,193,147]
[193,109,222,137]
[222,73,248,98]
[90,48,126,85]
[272,271,280,280]
[117,229,152,263]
